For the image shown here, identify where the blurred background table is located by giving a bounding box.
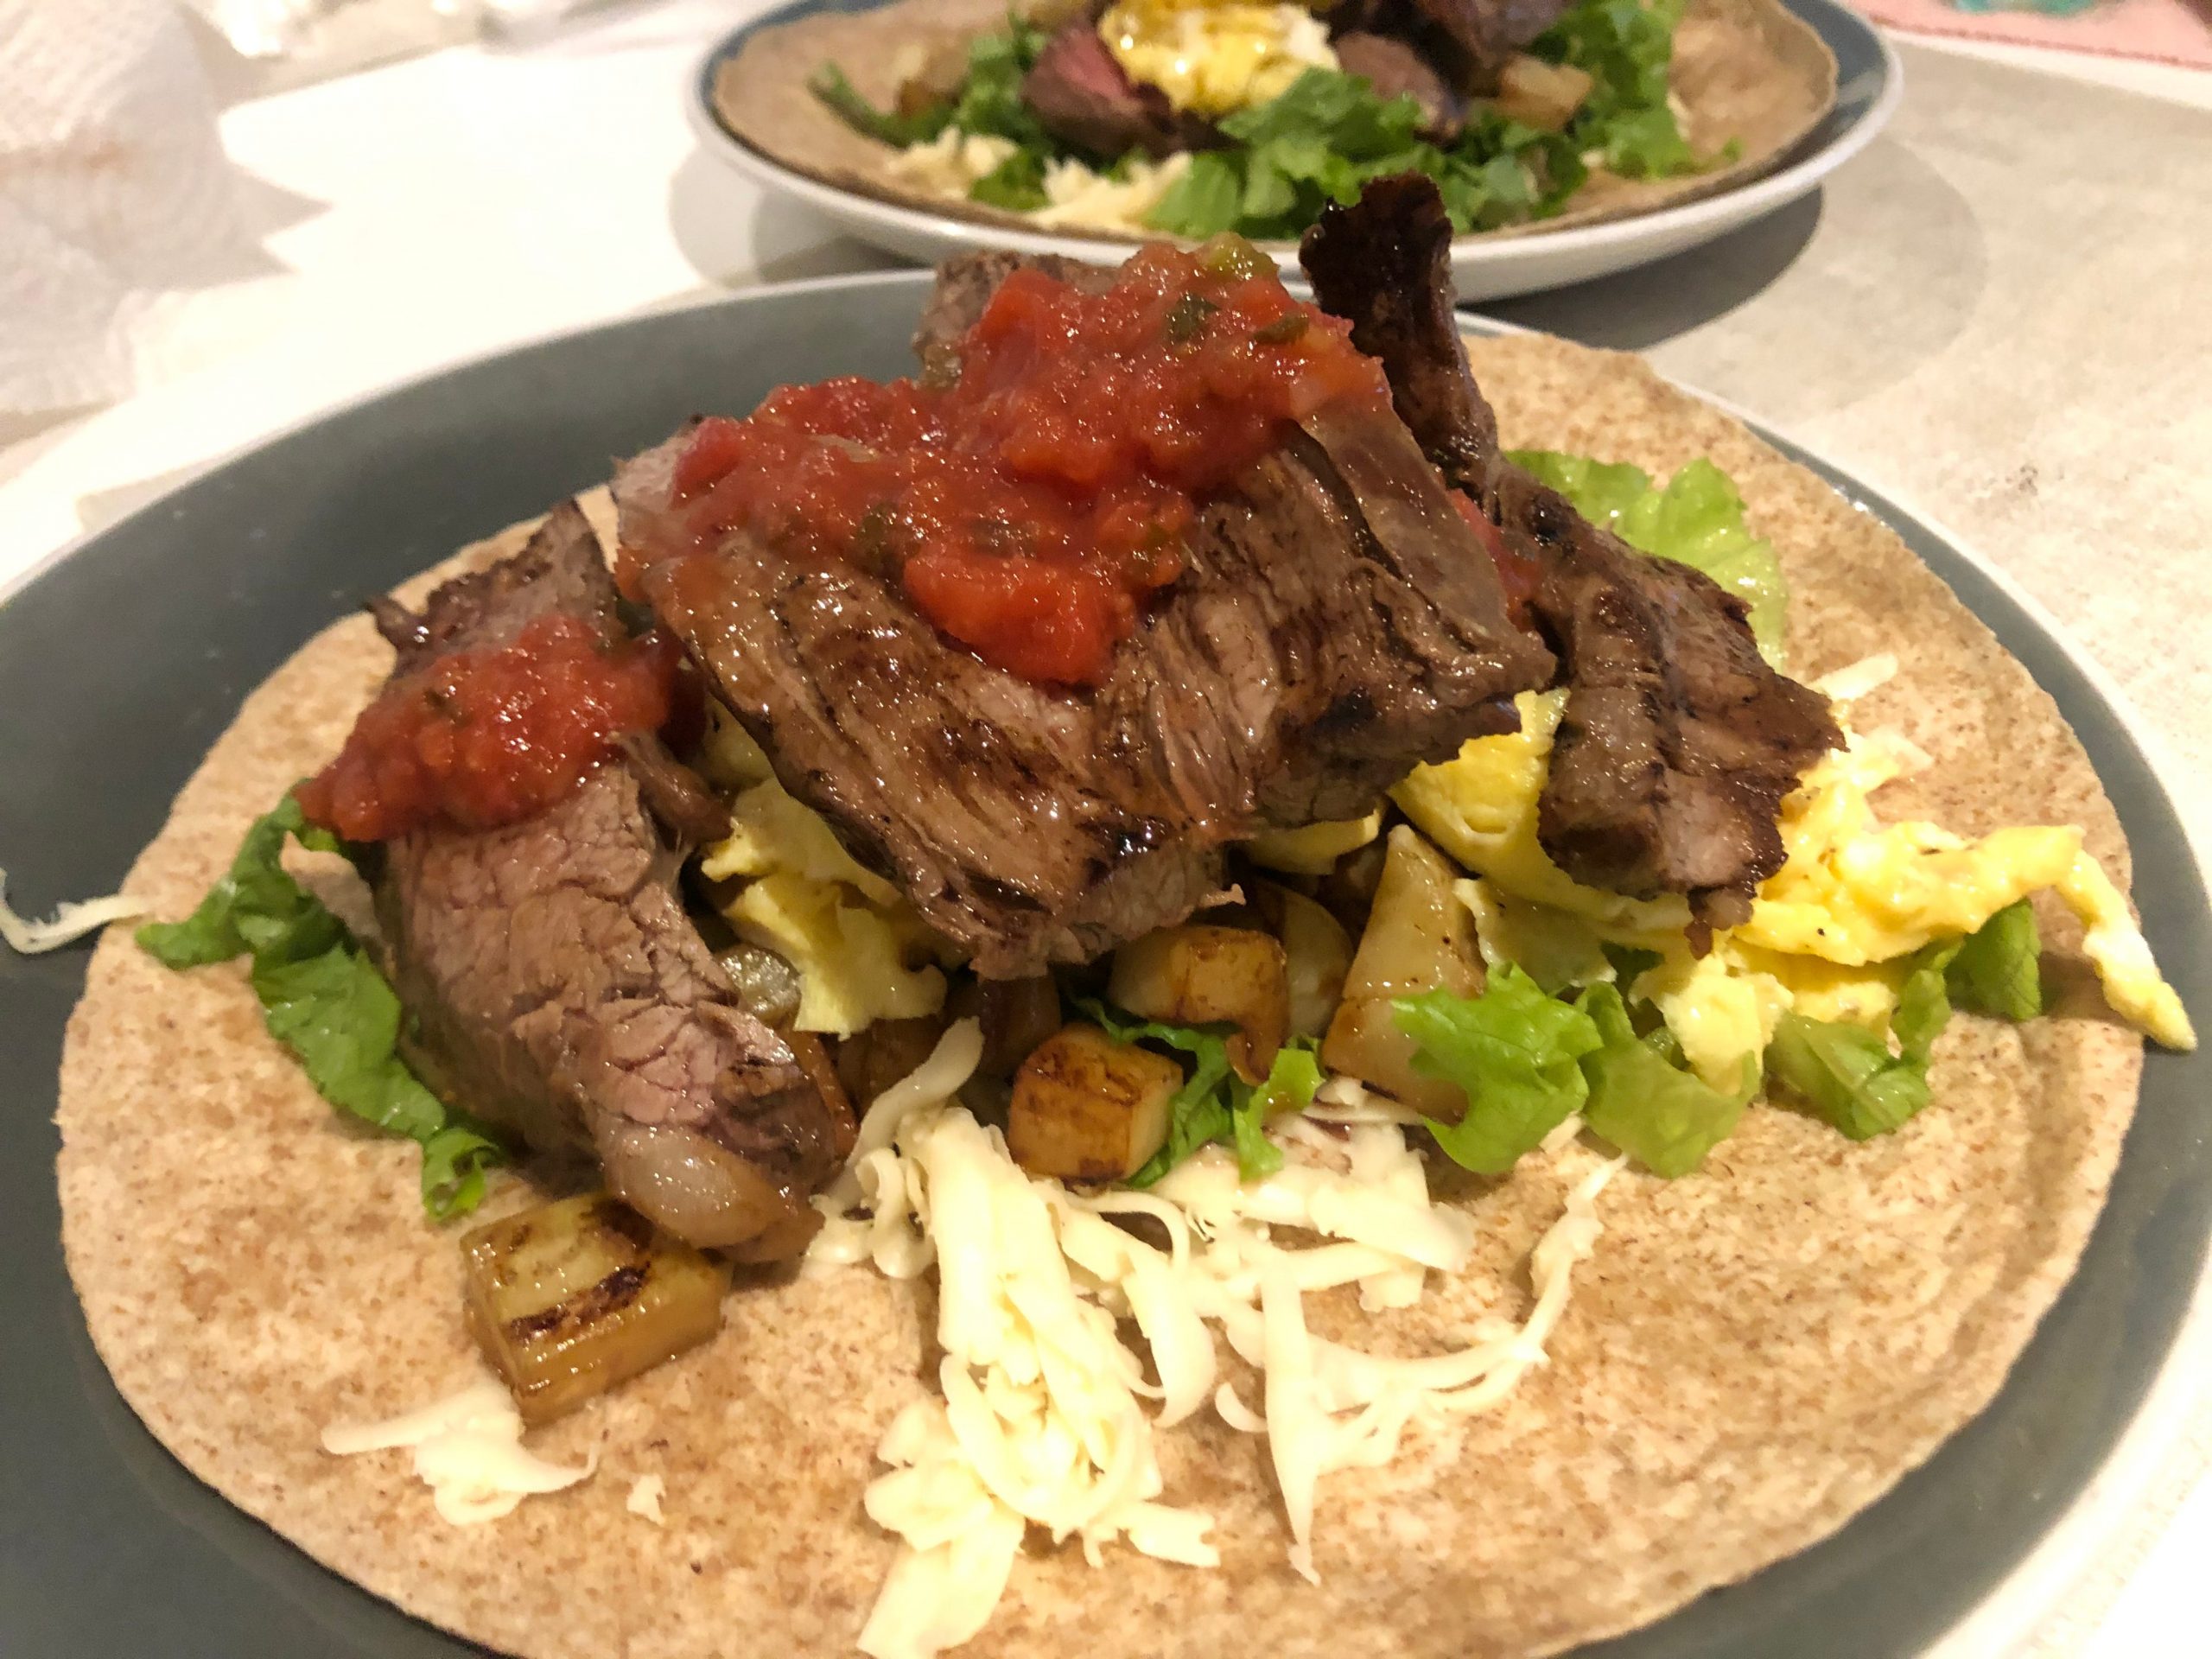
[1,2,2206,1650]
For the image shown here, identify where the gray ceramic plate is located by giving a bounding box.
[688,0,1901,302]
[3,275,2205,1658]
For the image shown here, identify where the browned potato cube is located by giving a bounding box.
[1321,826,1484,1115]
[461,1193,730,1426]
[1493,54,1596,133]
[1108,925,1290,1082]
[1007,1023,1181,1182]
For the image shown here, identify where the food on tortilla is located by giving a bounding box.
[55,175,2193,1659]
[710,0,1837,245]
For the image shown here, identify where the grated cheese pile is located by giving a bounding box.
[809,1021,1624,1658]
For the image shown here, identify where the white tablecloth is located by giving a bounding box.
[3,3,2207,1651]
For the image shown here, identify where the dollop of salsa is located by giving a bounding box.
[651,237,1390,686]
[297,613,683,842]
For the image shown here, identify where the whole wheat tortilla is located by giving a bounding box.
[57,334,2143,1659]
[710,0,1839,248]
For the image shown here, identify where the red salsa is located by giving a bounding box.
[645,238,1392,686]
[297,613,683,842]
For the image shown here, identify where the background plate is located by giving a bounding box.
[687,0,1902,302]
[2,273,2204,1658]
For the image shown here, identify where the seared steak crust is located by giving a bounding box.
[617,300,1553,976]
[367,505,840,1249]
[1302,177,1841,912]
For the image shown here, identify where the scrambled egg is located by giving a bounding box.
[1244,808,1383,876]
[696,708,949,1036]
[1099,0,1337,118]
[1395,666,2195,1083]
[1391,690,1690,941]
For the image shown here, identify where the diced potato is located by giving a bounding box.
[1007,1023,1181,1182]
[461,1194,731,1426]
[1493,54,1595,133]
[1251,881,1354,1040]
[1109,924,1290,1082]
[1243,808,1384,876]
[1321,826,1484,1116]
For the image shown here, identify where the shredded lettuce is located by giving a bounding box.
[138,796,503,1218]
[1394,964,1602,1175]
[1947,898,2044,1021]
[1081,1001,1318,1185]
[1510,451,1791,664]
[1576,982,1754,1176]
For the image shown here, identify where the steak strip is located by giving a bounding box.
[1301,175,1841,918]
[619,255,1554,977]
[365,504,844,1255]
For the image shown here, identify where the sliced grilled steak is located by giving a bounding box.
[1020,23,1218,161]
[1301,171,1500,491]
[616,296,1553,977]
[1302,177,1841,915]
[365,504,844,1255]
[1328,0,1574,92]
[1333,32,1466,143]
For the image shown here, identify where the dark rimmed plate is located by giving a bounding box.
[3,273,2205,1657]
[686,0,1902,302]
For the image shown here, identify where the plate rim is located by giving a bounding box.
[5,266,2203,1659]
[681,0,1905,275]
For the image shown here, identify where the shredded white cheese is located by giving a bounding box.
[321,1376,595,1524]
[809,1029,1626,1657]
[626,1473,667,1525]
[0,868,145,955]
[1809,652,1899,706]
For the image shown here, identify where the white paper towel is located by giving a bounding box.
[0,0,266,415]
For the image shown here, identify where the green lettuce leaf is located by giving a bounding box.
[948,17,1055,149]
[137,795,503,1219]
[1532,0,1713,181]
[1510,451,1791,664]
[1947,899,2044,1021]
[807,64,952,149]
[1080,1002,1317,1185]
[1576,982,1754,1176]
[969,148,1051,211]
[1765,941,1960,1141]
[1395,965,1602,1175]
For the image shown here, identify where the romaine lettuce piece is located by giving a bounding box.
[139,795,503,1218]
[1765,941,1959,1141]
[1395,964,1601,1175]
[1946,899,2044,1021]
[1576,982,1753,1176]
